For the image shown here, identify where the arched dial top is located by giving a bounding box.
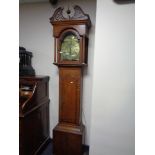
[60,34,80,61]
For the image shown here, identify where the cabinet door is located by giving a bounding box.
[59,67,82,125]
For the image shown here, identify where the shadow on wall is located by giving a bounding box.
[113,0,135,4]
[49,0,58,5]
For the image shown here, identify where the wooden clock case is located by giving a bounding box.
[50,5,91,155]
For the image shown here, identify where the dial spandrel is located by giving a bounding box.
[60,35,80,61]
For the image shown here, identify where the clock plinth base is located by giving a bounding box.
[53,124,85,155]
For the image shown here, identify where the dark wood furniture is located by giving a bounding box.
[19,47,35,76]
[114,0,135,4]
[50,5,91,155]
[19,76,50,155]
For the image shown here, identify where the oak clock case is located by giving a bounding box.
[50,5,91,155]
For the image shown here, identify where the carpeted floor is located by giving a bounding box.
[40,141,89,155]
[40,141,53,155]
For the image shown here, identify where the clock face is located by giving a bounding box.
[60,34,80,61]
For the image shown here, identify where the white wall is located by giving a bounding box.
[19,0,96,145]
[89,0,135,155]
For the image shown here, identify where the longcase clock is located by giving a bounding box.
[50,5,91,155]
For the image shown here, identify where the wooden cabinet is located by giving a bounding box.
[19,76,50,155]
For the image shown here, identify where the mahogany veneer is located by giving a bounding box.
[19,76,50,155]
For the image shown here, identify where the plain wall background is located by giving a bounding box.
[19,0,96,145]
[89,0,135,155]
